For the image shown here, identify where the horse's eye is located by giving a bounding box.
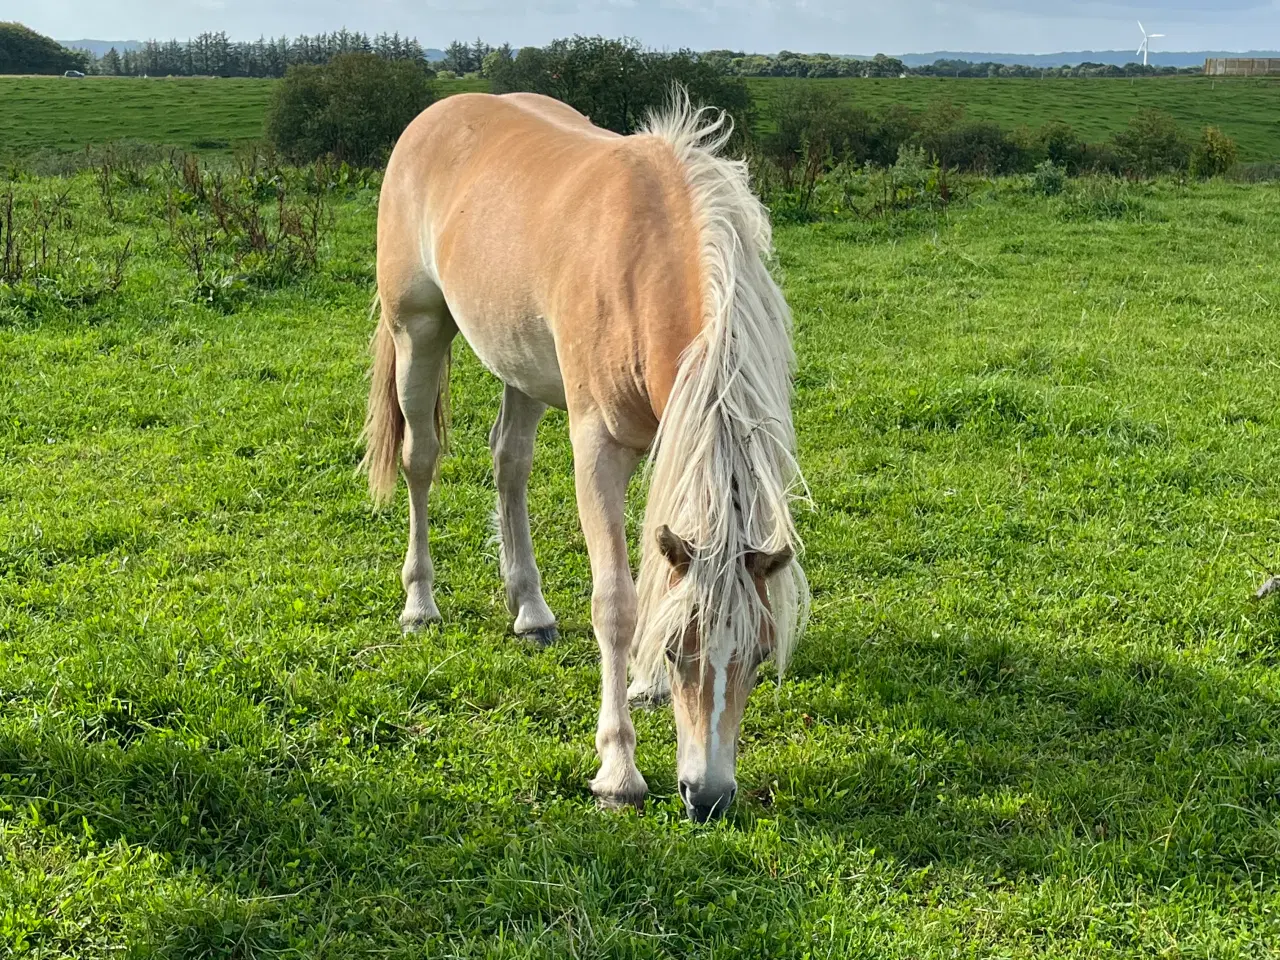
[664,645,677,664]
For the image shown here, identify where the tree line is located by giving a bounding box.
[699,50,1201,79]
[80,30,429,78]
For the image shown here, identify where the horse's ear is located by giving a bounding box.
[746,544,793,580]
[657,525,693,574]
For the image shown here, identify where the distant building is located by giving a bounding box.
[1204,58,1280,76]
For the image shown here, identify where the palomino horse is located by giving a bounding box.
[362,90,808,821]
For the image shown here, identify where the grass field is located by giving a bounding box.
[3,73,1280,162]
[750,76,1280,162]
[0,76,487,160]
[0,77,277,157]
[3,163,1280,956]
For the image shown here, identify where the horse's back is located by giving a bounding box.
[378,93,704,433]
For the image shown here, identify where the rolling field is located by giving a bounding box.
[749,76,1280,161]
[2,74,1280,161]
[3,166,1280,956]
[0,77,277,157]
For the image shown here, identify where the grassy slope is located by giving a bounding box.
[2,173,1280,956]
[2,74,1279,161]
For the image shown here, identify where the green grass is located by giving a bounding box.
[0,76,491,160]
[749,76,1280,162]
[3,169,1280,957]
[0,77,276,157]
[4,73,1280,162]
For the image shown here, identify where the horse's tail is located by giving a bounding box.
[360,293,452,504]
[361,293,405,505]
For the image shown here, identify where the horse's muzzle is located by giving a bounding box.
[679,779,737,822]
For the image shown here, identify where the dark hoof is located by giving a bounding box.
[518,625,559,646]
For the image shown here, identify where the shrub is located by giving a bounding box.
[761,86,878,206]
[1190,126,1238,179]
[265,54,435,166]
[1030,159,1067,196]
[1110,109,1191,178]
[915,102,1029,174]
[1038,121,1089,172]
[488,36,752,141]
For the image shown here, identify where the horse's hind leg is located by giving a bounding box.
[490,384,557,643]
[388,287,456,632]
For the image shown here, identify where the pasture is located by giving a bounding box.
[2,74,1280,162]
[749,76,1280,162]
[2,158,1280,956]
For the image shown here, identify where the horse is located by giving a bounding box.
[361,89,808,822]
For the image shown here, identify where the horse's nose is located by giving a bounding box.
[678,779,737,822]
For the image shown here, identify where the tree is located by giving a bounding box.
[1110,109,1192,177]
[265,53,436,165]
[0,21,89,74]
[488,36,752,142]
[1190,126,1238,178]
[441,40,472,74]
[101,46,122,75]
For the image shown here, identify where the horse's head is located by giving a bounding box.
[655,524,795,823]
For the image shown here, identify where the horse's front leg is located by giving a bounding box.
[569,416,648,809]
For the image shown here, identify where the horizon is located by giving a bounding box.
[13,1,1280,60]
[53,40,1280,58]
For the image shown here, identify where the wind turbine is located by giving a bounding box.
[1137,21,1165,67]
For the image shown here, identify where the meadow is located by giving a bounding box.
[749,76,1280,161]
[2,148,1280,956]
[3,73,1280,161]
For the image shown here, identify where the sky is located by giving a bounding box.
[19,0,1280,54]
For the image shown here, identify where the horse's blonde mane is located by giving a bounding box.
[631,90,810,693]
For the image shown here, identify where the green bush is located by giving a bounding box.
[1110,109,1191,178]
[487,36,752,141]
[1030,159,1067,196]
[915,102,1030,174]
[1038,121,1089,172]
[265,54,435,166]
[1190,126,1238,179]
[761,86,876,196]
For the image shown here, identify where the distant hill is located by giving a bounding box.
[60,38,143,57]
[895,50,1280,69]
[1,22,89,73]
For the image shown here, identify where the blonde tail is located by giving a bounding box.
[359,294,452,504]
[360,294,405,505]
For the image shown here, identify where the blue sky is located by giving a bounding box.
[21,0,1280,53]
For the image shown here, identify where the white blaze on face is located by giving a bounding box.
[707,638,732,768]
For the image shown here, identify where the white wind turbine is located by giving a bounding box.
[1137,21,1165,67]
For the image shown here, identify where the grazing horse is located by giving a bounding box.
[362,91,808,821]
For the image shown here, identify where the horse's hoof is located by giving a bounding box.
[399,615,440,634]
[629,689,671,711]
[518,625,558,646]
[591,768,648,811]
[593,790,647,812]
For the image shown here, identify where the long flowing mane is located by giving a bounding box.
[630,92,810,693]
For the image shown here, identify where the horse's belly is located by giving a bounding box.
[452,307,567,409]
